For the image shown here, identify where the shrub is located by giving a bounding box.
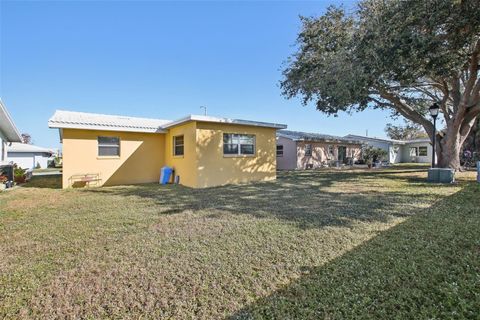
[362,146,388,166]
[14,167,27,184]
[54,156,63,168]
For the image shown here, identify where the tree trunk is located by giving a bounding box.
[437,135,462,170]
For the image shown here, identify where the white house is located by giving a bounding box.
[344,135,434,164]
[7,143,54,169]
[0,100,22,165]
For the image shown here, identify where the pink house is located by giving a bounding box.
[276,130,363,170]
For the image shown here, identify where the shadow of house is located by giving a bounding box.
[229,183,480,319]
[83,167,458,231]
[103,138,164,186]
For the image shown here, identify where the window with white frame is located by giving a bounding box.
[173,135,184,156]
[305,144,312,156]
[410,147,418,157]
[98,136,120,156]
[276,145,284,157]
[418,146,428,156]
[223,134,255,156]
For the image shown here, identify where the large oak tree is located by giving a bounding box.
[281,0,480,169]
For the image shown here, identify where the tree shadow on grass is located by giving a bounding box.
[82,167,460,230]
[228,183,480,319]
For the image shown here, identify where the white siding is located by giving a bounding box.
[349,137,399,163]
[400,142,433,163]
[7,152,51,169]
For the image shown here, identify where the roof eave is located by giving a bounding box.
[0,100,22,142]
[48,122,167,134]
[163,115,287,130]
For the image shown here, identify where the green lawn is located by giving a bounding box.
[0,166,478,319]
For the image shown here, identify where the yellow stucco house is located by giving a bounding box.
[48,110,287,188]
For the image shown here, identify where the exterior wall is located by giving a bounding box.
[296,142,362,169]
[61,122,279,189]
[196,122,277,188]
[400,142,433,163]
[164,121,198,188]
[7,152,51,169]
[62,129,165,188]
[349,137,400,163]
[389,144,402,163]
[276,136,297,170]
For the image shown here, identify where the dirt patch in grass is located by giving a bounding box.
[0,167,477,319]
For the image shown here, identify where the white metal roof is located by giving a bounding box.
[162,114,287,129]
[7,142,54,154]
[48,110,170,133]
[278,130,362,144]
[344,134,431,145]
[344,134,406,145]
[48,110,287,133]
[403,138,431,144]
[0,100,22,142]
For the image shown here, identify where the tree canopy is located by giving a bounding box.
[282,0,480,168]
[385,121,428,141]
[21,133,32,145]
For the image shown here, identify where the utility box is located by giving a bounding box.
[428,168,455,183]
[477,161,480,183]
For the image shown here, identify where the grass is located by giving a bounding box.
[0,166,478,319]
[31,168,62,173]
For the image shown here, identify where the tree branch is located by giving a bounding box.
[377,88,434,138]
[450,76,461,113]
[463,39,480,99]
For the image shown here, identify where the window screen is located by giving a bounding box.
[223,134,255,155]
[276,145,284,157]
[418,146,428,156]
[173,135,184,156]
[98,136,120,156]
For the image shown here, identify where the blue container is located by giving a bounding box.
[160,166,173,185]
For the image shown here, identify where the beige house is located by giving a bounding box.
[276,130,363,170]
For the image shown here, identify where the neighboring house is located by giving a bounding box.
[0,100,22,165]
[7,143,54,169]
[276,130,363,170]
[344,135,434,164]
[48,110,287,188]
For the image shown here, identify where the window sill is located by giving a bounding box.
[173,155,184,159]
[223,154,256,158]
[97,156,120,160]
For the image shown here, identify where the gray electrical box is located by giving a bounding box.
[428,168,455,183]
